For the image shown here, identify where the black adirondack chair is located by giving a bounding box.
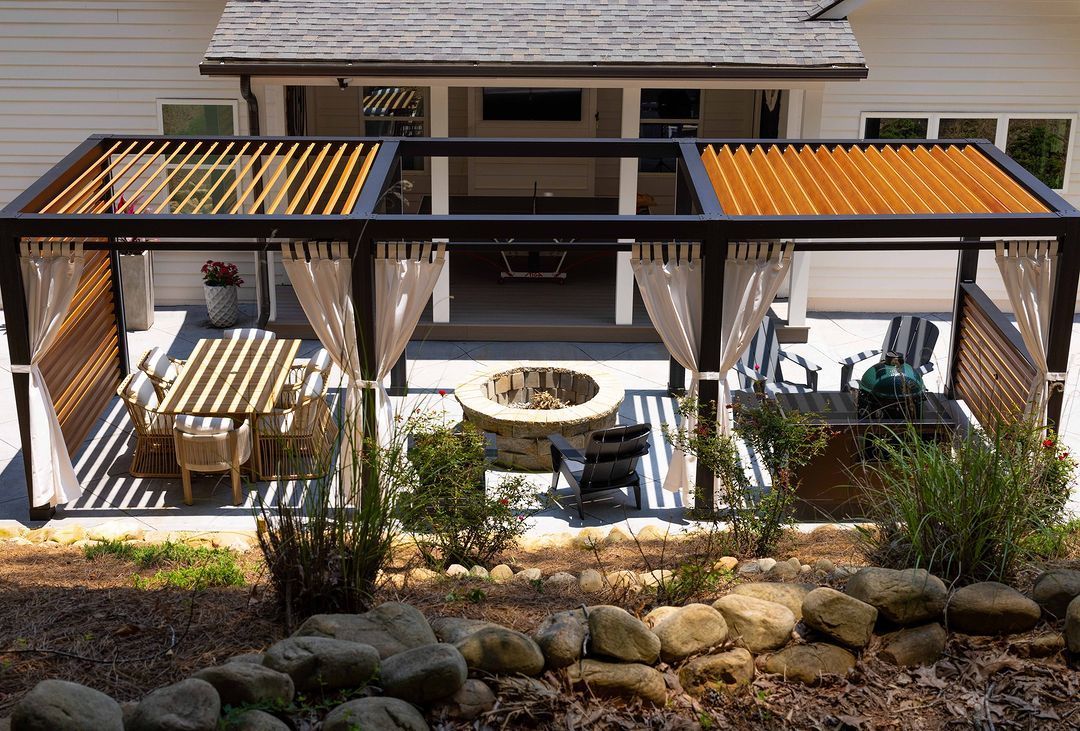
[839,315,940,388]
[549,424,652,520]
[734,316,822,395]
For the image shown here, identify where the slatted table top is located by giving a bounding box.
[158,338,301,416]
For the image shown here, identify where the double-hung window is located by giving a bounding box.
[862,112,1075,191]
[157,100,239,213]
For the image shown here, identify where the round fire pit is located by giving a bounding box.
[455,363,625,470]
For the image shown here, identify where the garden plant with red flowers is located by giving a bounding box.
[201,260,244,287]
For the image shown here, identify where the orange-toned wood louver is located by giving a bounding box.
[29,140,380,216]
[700,143,1050,216]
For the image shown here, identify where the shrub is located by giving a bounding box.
[856,421,1076,583]
[663,395,833,557]
[404,413,541,567]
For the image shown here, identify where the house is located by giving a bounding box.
[0,0,1077,339]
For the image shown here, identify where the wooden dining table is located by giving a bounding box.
[157,337,302,476]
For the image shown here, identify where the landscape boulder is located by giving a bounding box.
[225,710,290,731]
[1066,595,1080,654]
[765,561,799,581]
[293,602,436,659]
[192,662,295,706]
[262,636,379,691]
[455,626,545,676]
[878,623,947,667]
[567,660,667,705]
[731,583,814,620]
[578,569,604,593]
[652,603,728,662]
[712,594,795,653]
[1032,569,1080,619]
[678,648,755,696]
[946,582,1041,635]
[845,568,947,626]
[380,643,468,705]
[533,609,589,668]
[430,679,496,721]
[430,617,496,644]
[322,697,429,731]
[587,605,661,664]
[126,678,220,731]
[763,643,856,686]
[489,564,514,582]
[802,587,878,648]
[11,679,124,731]
[643,605,680,628]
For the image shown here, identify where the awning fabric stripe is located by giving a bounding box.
[700,143,1050,216]
[26,139,380,216]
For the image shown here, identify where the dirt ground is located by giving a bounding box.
[2,530,1079,729]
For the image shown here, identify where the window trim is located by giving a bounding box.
[859,111,1077,192]
[156,99,240,136]
[639,89,704,176]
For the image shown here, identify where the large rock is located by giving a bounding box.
[192,662,295,707]
[762,643,856,685]
[946,582,1041,635]
[879,623,947,667]
[845,568,947,626]
[430,679,496,721]
[11,679,123,731]
[455,626,545,676]
[578,569,604,593]
[1066,595,1080,654]
[587,605,661,664]
[765,561,799,581]
[489,564,514,582]
[1032,569,1080,618]
[322,697,429,731]
[712,594,795,653]
[567,660,667,705]
[643,605,680,628]
[294,602,436,659]
[731,583,814,620]
[226,710,290,731]
[533,610,589,669]
[430,617,496,644]
[126,678,220,731]
[802,587,878,649]
[652,603,728,662]
[262,636,379,691]
[678,648,755,696]
[380,643,468,705]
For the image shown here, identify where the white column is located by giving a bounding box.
[783,89,811,329]
[430,85,451,323]
[616,86,640,325]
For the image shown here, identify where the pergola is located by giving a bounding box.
[2,134,1078,520]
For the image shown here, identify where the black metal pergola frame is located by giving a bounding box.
[2,134,1079,520]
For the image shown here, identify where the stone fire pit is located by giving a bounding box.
[455,363,625,470]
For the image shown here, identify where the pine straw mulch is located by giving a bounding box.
[0,543,282,714]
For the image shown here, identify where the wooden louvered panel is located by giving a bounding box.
[38,250,121,454]
[700,143,1051,216]
[953,284,1037,428]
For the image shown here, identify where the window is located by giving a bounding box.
[481,88,582,121]
[157,100,238,212]
[861,112,1076,190]
[363,86,426,170]
[640,89,701,173]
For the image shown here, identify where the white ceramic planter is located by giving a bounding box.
[119,250,154,331]
[204,284,240,328]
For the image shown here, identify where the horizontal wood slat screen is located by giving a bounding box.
[38,249,120,454]
[953,282,1037,428]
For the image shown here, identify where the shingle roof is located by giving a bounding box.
[204,1,864,71]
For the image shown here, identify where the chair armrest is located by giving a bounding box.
[548,432,585,463]
[839,349,881,386]
[779,349,821,371]
[916,362,935,376]
[732,361,767,385]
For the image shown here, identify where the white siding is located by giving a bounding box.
[0,1,252,305]
[812,0,1080,311]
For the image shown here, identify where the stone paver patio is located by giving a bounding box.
[0,306,1078,534]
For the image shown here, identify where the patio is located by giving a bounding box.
[1,305,1078,534]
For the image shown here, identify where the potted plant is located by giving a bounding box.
[201,260,243,328]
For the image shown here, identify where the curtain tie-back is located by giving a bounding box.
[10,364,32,374]
[696,372,721,381]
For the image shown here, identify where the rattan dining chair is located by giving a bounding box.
[255,371,338,480]
[286,347,333,388]
[117,371,179,478]
[173,415,252,505]
[137,346,184,398]
[223,328,277,341]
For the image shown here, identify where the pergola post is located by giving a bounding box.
[694,234,725,513]
[430,84,451,325]
[108,249,130,375]
[0,230,50,520]
[351,234,379,503]
[1046,220,1080,427]
[945,243,980,400]
[615,86,640,326]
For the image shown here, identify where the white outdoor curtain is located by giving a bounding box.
[631,243,702,495]
[995,239,1057,417]
[17,241,86,507]
[632,241,793,500]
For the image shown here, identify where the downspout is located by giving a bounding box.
[240,75,272,328]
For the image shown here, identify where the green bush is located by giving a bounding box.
[856,422,1076,583]
[404,414,540,567]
